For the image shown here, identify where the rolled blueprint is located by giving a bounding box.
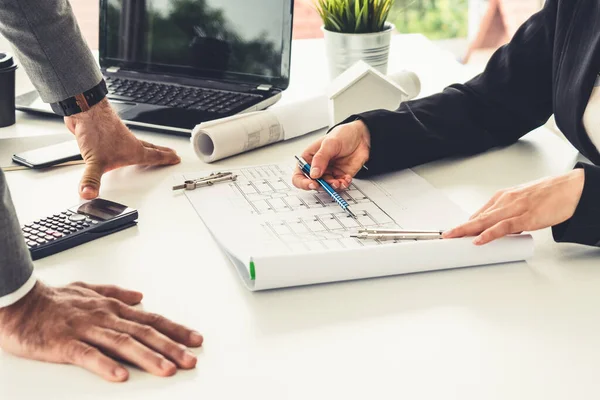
[389,70,421,100]
[191,94,329,163]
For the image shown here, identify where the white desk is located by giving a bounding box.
[1,35,600,400]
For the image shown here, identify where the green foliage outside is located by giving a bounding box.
[388,0,468,40]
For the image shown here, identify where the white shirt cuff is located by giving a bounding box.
[0,274,37,308]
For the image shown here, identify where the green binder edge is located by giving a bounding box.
[249,260,256,281]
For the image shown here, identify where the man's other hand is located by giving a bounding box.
[64,99,181,200]
[0,281,203,382]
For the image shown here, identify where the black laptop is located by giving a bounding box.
[16,0,294,136]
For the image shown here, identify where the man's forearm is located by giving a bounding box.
[0,169,36,307]
[0,0,102,102]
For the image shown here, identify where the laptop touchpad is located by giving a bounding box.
[109,101,136,114]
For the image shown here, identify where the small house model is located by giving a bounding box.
[328,60,420,126]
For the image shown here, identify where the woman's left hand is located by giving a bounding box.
[443,169,586,245]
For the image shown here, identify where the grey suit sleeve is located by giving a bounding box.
[0,0,102,103]
[0,169,35,305]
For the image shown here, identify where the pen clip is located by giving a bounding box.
[299,169,311,181]
[295,155,314,181]
[295,155,308,167]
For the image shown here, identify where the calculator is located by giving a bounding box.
[21,198,138,260]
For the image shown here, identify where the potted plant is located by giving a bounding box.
[316,0,396,79]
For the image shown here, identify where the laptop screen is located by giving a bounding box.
[99,0,293,89]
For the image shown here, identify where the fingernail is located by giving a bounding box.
[113,367,128,379]
[443,230,453,238]
[308,183,318,190]
[473,236,483,245]
[161,358,176,371]
[331,182,339,189]
[310,167,321,178]
[82,186,95,196]
[183,350,197,364]
[189,331,203,344]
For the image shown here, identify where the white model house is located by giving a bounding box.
[327,60,420,126]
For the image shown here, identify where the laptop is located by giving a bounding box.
[16,0,294,136]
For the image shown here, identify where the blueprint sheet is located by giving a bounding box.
[182,163,469,256]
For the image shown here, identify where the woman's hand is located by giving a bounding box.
[292,120,371,190]
[443,169,586,245]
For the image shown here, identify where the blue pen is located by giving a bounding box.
[295,155,357,219]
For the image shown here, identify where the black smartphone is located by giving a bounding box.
[12,140,82,169]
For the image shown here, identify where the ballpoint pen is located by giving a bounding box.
[295,155,357,219]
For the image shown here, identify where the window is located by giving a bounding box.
[292,0,469,40]
[75,0,470,45]
[70,0,99,49]
[389,0,468,40]
[71,0,539,60]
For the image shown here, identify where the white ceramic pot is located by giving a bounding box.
[323,23,394,80]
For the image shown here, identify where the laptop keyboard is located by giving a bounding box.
[105,77,262,114]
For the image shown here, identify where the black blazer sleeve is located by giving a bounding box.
[552,163,600,246]
[354,0,557,176]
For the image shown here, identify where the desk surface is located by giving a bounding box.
[1,35,599,400]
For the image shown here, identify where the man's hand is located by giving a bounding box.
[0,281,203,382]
[443,169,586,245]
[292,120,371,191]
[64,99,181,199]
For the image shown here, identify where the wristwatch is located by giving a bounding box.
[50,79,108,117]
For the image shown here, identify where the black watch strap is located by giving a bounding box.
[50,80,108,117]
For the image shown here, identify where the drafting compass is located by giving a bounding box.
[172,172,237,191]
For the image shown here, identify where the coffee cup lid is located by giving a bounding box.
[0,52,16,71]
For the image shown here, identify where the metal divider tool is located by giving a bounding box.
[173,172,237,191]
[351,229,444,241]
